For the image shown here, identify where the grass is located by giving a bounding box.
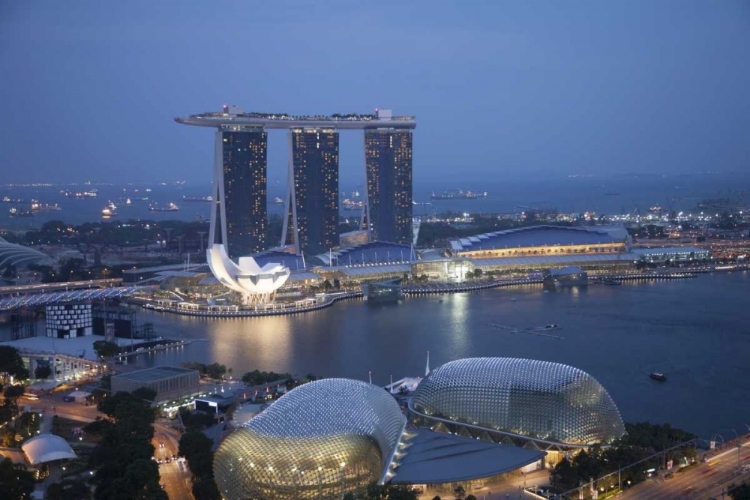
[52,416,101,444]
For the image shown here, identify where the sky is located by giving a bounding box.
[1,0,749,186]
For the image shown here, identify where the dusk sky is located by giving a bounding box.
[1,0,749,185]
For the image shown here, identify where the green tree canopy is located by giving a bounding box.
[93,340,120,359]
[0,346,29,382]
[0,457,35,500]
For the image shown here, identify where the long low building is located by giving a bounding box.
[449,225,630,259]
[111,366,200,405]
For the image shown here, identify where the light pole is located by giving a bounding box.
[731,429,740,470]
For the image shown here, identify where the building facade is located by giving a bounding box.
[409,357,626,454]
[282,128,340,255]
[363,129,413,244]
[213,379,406,500]
[216,126,268,257]
[110,366,201,405]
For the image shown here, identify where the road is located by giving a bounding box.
[154,423,194,500]
[23,392,193,500]
[621,442,750,500]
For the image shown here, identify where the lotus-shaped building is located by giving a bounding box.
[207,244,290,305]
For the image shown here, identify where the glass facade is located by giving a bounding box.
[213,379,406,500]
[288,128,339,255]
[221,127,268,257]
[364,130,413,244]
[411,358,625,446]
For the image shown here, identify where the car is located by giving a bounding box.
[159,442,165,448]
[165,458,171,463]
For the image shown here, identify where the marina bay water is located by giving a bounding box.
[128,271,750,440]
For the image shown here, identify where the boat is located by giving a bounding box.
[182,195,213,203]
[342,199,364,211]
[149,202,180,212]
[602,278,622,286]
[30,201,62,213]
[431,189,488,200]
[101,206,116,218]
[648,205,662,213]
[272,196,284,205]
[650,372,667,381]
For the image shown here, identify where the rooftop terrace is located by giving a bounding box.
[175,106,417,130]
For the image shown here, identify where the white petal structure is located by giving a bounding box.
[207,244,290,305]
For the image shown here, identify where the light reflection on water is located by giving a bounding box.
[25,272,750,438]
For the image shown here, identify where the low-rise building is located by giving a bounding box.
[110,366,200,405]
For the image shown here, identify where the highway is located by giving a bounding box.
[620,441,750,500]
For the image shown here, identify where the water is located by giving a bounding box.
[2,170,748,229]
[120,271,750,439]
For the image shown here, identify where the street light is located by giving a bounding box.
[731,429,741,470]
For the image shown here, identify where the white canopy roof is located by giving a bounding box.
[22,434,76,465]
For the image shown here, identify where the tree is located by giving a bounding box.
[192,476,221,500]
[0,346,29,382]
[179,431,221,499]
[453,485,466,499]
[729,483,750,500]
[93,340,120,359]
[0,457,35,500]
[34,364,52,380]
[179,431,215,478]
[3,385,25,414]
[466,496,477,500]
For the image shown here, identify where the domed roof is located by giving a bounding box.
[411,357,625,446]
[214,379,406,500]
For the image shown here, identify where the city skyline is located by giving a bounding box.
[1,1,749,185]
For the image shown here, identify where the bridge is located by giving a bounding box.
[0,286,151,311]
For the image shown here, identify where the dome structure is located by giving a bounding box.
[206,244,290,305]
[214,379,406,500]
[410,357,625,447]
[22,434,77,465]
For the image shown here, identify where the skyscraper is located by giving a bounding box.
[212,125,268,257]
[364,129,413,244]
[176,106,416,254]
[282,128,339,255]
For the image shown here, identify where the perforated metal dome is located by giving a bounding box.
[411,357,625,446]
[214,378,406,500]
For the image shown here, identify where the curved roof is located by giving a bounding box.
[213,379,407,500]
[241,378,405,460]
[450,226,623,253]
[22,434,76,465]
[0,237,52,267]
[411,357,625,446]
[316,241,413,266]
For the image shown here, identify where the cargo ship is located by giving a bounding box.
[431,189,488,200]
[182,195,213,203]
[149,202,180,212]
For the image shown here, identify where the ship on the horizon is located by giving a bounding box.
[30,200,61,213]
[149,202,180,212]
[63,189,98,199]
[182,195,213,203]
[342,198,363,211]
[273,196,284,205]
[430,189,487,200]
